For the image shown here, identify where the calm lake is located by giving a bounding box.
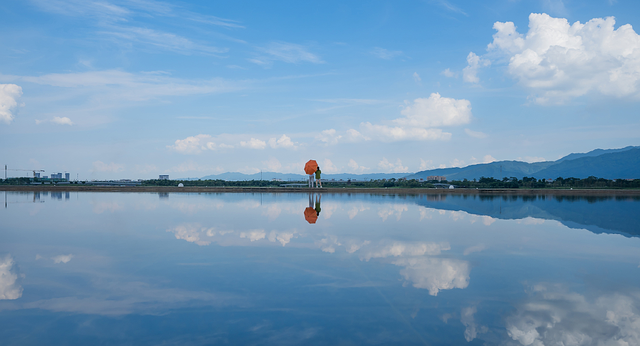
[1,191,640,345]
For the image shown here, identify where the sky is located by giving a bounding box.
[1,0,640,180]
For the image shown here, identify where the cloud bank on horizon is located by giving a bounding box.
[1,1,640,178]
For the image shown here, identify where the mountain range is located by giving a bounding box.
[407,146,640,181]
[183,146,639,181]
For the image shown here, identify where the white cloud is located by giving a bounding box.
[470,155,496,164]
[267,134,296,149]
[168,224,213,246]
[506,285,640,346]
[450,159,466,168]
[268,231,296,247]
[6,69,241,102]
[345,129,369,142]
[239,230,266,242]
[348,159,368,172]
[488,13,640,103]
[101,26,228,55]
[463,52,491,83]
[321,159,339,173]
[463,244,487,256]
[361,123,451,142]
[465,128,487,139]
[517,156,547,163]
[252,42,323,65]
[396,93,472,128]
[393,257,470,296]
[0,84,23,124]
[168,134,217,154]
[92,161,124,173]
[36,116,75,125]
[262,157,282,172]
[361,241,450,261]
[419,159,433,171]
[52,116,74,125]
[52,254,74,264]
[377,204,409,222]
[378,157,409,173]
[316,129,342,145]
[371,47,403,60]
[413,72,422,84]
[441,68,457,78]
[461,306,488,342]
[0,255,22,300]
[240,138,267,150]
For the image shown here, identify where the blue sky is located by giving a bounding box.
[2,0,640,179]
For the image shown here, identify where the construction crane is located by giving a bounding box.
[4,165,45,179]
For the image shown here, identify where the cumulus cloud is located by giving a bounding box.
[240,138,267,149]
[393,257,470,296]
[360,123,451,141]
[268,231,296,246]
[396,93,472,128]
[378,157,409,173]
[488,13,640,103]
[419,159,433,171]
[461,306,488,342]
[345,93,470,142]
[262,157,282,171]
[506,284,640,346]
[361,241,450,261]
[348,159,368,172]
[463,52,491,83]
[52,254,73,264]
[92,161,124,173]
[441,68,457,78]
[267,134,296,149]
[239,230,266,242]
[320,159,338,173]
[168,134,224,154]
[0,84,23,124]
[0,255,23,300]
[316,129,342,145]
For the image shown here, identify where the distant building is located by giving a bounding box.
[427,175,447,182]
[65,173,70,181]
[51,173,63,179]
[159,175,169,180]
[35,172,40,178]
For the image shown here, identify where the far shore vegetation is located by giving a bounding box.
[2,176,640,189]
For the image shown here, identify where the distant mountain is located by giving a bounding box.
[200,172,408,181]
[556,145,639,162]
[407,145,640,181]
[533,147,640,179]
[406,161,555,181]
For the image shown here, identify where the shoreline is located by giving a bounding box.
[2,186,640,195]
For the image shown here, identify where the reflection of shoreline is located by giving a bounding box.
[3,186,640,196]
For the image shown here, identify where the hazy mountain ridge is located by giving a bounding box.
[408,146,640,180]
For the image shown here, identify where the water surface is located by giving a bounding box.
[1,191,640,345]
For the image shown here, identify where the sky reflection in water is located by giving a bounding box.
[1,191,640,345]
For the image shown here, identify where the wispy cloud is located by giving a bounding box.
[432,0,468,16]
[371,47,403,60]
[250,42,324,66]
